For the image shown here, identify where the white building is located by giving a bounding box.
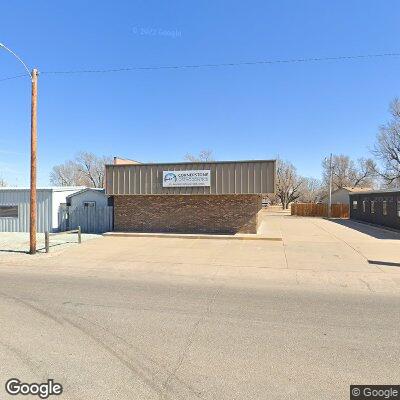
[66,188,108,210]
[322,187,372,205]
[0,187,84,232]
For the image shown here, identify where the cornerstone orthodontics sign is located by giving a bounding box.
[163,170,211,187]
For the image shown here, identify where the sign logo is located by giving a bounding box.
[163,172,177,183]
[162,170,211,187]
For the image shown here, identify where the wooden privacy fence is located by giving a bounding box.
[59,206,113,234]
[291,203,349,218]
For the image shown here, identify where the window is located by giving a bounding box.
[83,201,96,207]
[352,200,357,210]
[0,206,18,218]
[383,201,387,216]
[397,200,400,217]
[371,201,375,214]
[363,200,366,213]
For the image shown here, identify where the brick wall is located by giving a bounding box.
[114,194,262,234]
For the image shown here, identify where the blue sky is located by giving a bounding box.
[0,1,399,186]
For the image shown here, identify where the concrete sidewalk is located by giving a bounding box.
[1,213,399,295]
[103,231,282,241]
[0,232,98,256]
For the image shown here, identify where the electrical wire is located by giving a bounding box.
[1,52,400,82]
[0,73,30,82]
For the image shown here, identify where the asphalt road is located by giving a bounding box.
[0,267,399,400]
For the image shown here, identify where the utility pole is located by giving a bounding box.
[328,153,333,219]
[30,69,38,254]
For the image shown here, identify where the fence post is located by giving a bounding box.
[78,226,82,244]
[45,232,49,253]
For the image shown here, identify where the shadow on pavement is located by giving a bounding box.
[0,241,77,254]
[328,219,400,240]
[368,260,400,267]
[0,249,28,254]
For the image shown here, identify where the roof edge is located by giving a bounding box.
[0,186,85,191]
[350,188,400,195]
[66,188,105,198]
[105,159,277,167]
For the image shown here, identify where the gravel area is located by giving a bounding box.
[0,232,99,255]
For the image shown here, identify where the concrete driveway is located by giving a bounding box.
[0,213,399,399]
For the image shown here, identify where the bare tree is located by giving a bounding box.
[298,177,324,203]
[373,98,400,187]
[184,149,214,162]
[321,154,376,190]
[50,152,112,188]
[50,160,86,186]
[75,152,112,188]
[0,176,7,187]
[276,159,304,209]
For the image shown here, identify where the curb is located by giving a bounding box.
[103,232,282,241]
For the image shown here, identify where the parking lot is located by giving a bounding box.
[0,213,399,399]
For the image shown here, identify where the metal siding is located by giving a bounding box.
[242,164,249,194]
[0,189,52,232]
[105,160,276,195]
[0,188,82,233]
[248,163,255,193]
[69,190,108,209]
[235,164,240,193]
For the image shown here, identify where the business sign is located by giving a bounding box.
[162,170,211,187]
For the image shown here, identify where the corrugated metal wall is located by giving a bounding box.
[0,190,52,233]
[106,160,276,195]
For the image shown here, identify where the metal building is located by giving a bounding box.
[0,187,84,233]
[66,188,109,209]
[106,160,276,234]
[106,160,276,195]
[349,189,400,230]
[58,188,113,234]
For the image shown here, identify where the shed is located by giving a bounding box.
[0,187,84,233]
[66,188,109,210]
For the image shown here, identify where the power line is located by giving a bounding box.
[40,52,400,74]
[0,73,30,82]
[1,51,400,82]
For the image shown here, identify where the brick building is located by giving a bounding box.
[349,189,400,230]
[105,159,276,234]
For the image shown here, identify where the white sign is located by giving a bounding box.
[162,170,211,187]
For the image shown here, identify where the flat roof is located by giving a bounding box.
[105,159,276,167]
[0,186,85,192]
[350,188,400,195]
